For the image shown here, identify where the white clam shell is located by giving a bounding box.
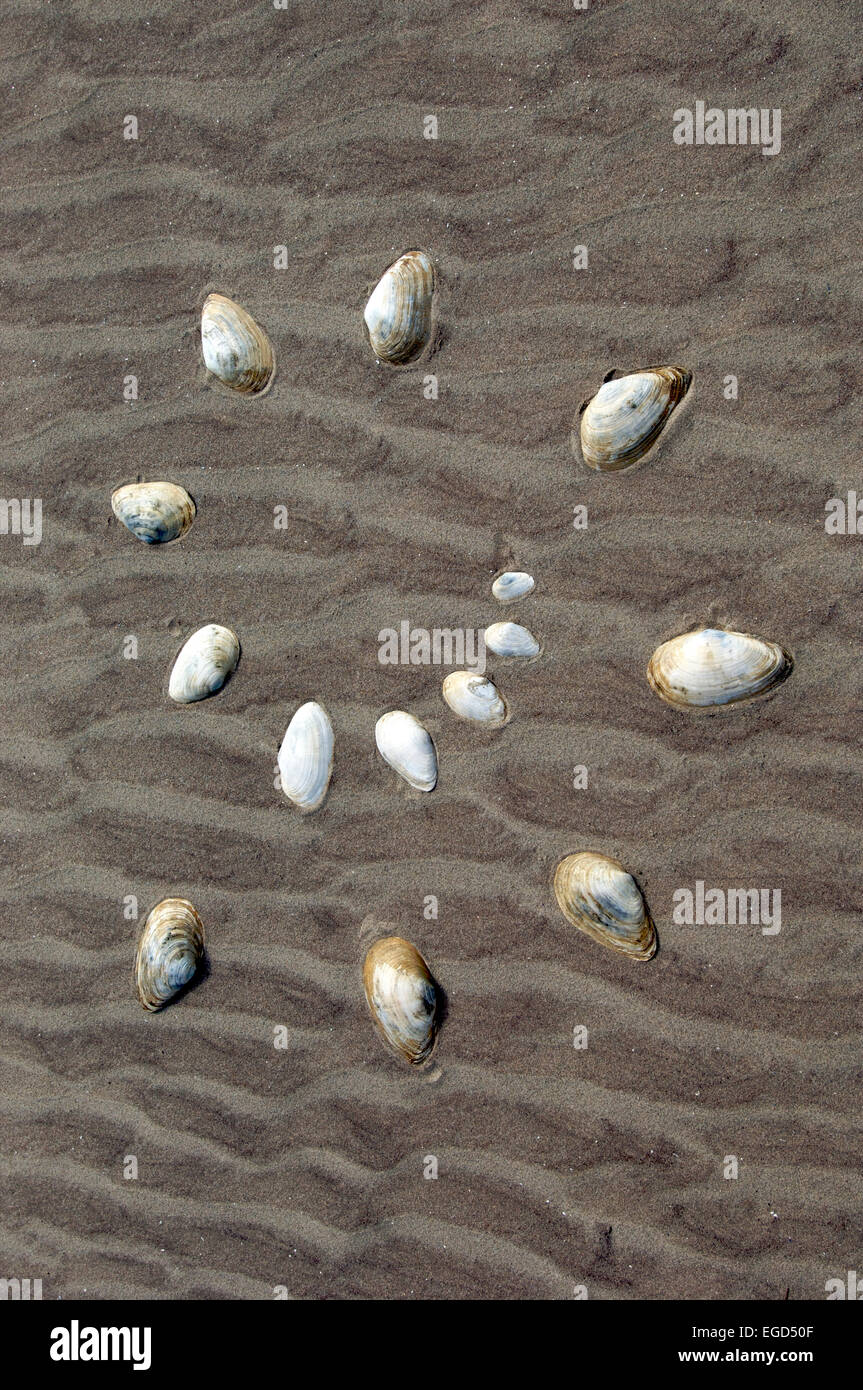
[492,571,534,603]
[647,627,792,711]
[442,671,507,726]
[111,481,196,545]
[364,249,434,365]
[201,292,274,394]
[375,710,437,792]
[168,624,240,704]
[278,701,334,813]
[554,851,656,961]
[580,366,691,472]
[363,936,438,1065]
[135,897,205,1011]
[484,622,540,659]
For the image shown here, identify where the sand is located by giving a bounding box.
[1,0,861,1299]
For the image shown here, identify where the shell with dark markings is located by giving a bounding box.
[553,851,657,961]
[201,292,275,394]
[647,626,792,710]
[168,623,240,704]
[363,250,434,365]
[579,366,691,471]
[111,481,196,545]
[363,936,438,1065]
[135,897,205,1011]
[492,571,534,603]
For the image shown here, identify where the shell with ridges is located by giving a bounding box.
[579,366,691,471]
[201,292,274,394]
[442,671,508,726]
[554,851,656,961]
[484,622,540,659]
[363,936,438,1065]
[364,250,434,365]
[492,571,534,603]
[278,701,334,813]
[135,897,205,1011]
[647,627,792,710]
[111,481,196,545]
[168,624,240,704]
[375,710,437,792]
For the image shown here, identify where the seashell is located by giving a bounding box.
[111,481,196,545]
[484,622,540,659]
[363,250,434,365]
[363,936,438,1065]
[647,626,792,711]
[375,710,437,792]
[492,571,534,603]
[442,671,508,726]
[201,292,274,394]
[135,897,205,1011]
[579,366,691,472]
[278,701,334,813]
[168,623,240,704]
[554,851,656,961]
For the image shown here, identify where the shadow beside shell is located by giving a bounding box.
[554,851,657,961]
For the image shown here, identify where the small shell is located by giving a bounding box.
[278,701,334,813]
[135,897,205,1011]
[168,624,240,704]
[579,366,691,472]
[375,710,437,792]
[201,292,274,394]
[363,936,438,1065]
[554,852,656,961]
[364,250,434,365]
[484,622,540,659]
[111,481,196,545]
[442,671,508,726]
[647,627,792,711]
[492,571,534,603]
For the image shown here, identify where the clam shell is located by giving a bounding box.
[363,936,438,1065]
[579,366,691,472]
[442,671,508,726]
[484,621,540,659]
[554,852,656,961]
[135,897,205,1011]
[201,292,274,394]
[111,481,196,545]
[278,701,334,813]
[647,627,792,710]
[375,710,437,792]
[492,571,534,603]
[364,250,434,365]
[168,623,240,704]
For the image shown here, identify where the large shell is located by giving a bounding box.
[201,292,274,394]
[484,622,540,659]
[492,571,534,603]
[442,671,508,726]
[278,701,334,813]
[168,623,240,704]
[647,627,792,711]
[363,936,438,1065]
[135,897,205,1011]
[363,250,434,365]
[554,852,656,961]
[579,366,691,472]
[375,710,437,792]
[111,481,196,545]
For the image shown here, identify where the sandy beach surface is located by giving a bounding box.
[1,0,861,1299]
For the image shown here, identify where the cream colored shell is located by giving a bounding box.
[277,701,334,813]
[135,897,205,1011]
[647,627,792,710]
[442,671,508,726]
[579,366,691,471]
[111,481,196,544]
[554,851,656,961]
[363,936,438,1065]
[364,250,434,365]
[375,711,437,792]
[201,292,274,394]
[168,624,240,704]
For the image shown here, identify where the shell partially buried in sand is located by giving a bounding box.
[375,710,437,792]
[554,851,657,961]
[135,897,205,1011]
[201,292,275,394]
[277,701,334,813]
[579,366,691,472]
[363,936,439,1065]
[363,250,434,365]
[168,624,240,704]
[484,622,540,659]
[492,571,535,603]
[111,481,196,545]
[647,627,792,711]
[442,671,508,726]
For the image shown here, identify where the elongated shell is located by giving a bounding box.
[201,292,274,394]
[363,936,438,1065]
[442,671,507,726]
[647,627,792,710]
[111,481,196,545]
[492,571,534,603]
[554,852,656,961]
[579,366,691,471]
[135,897,205,1011]
[484,622,540,659]
[375,710,437,792]
[278,701,334,812]
[364,250,434,365]
[168,623,240,704]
